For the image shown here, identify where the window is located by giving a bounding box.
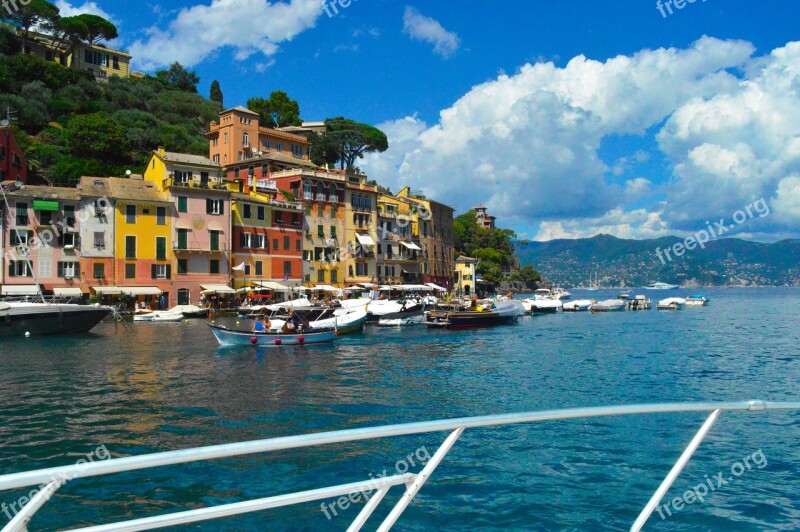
[275,211,284,224]
[317,269,325,282]
[330,226,337,238]
[113,56,119,70]
[244,264,251,275]
[224,132,228,144]
[283,236,290,250]
[8,260,31,277]
[296,239,301,251]
[317,225,325,237]
[210,231,220,252]
[209,260,220,275]
[39,210,53,226]
[15,203,28,226]
[243,204,252,219]
[157,207,166,225]
[126,205,136,224]
[257,206,266,221]
[177,259,188,275]
[178,197,188,213]
[243,132,250,147]
[331,270,338,283]
[256,234,266,249]
[291,212,299,225]
[125,263,136,279]
[273,238,279,250]
[94,232,105,249]
[284,261,292,277]
[12,230,31,246]
[57,261,79,278]
[93,263,105,279]
[177,229,188,250]
[241,233,252,249]
[61,232,76,248]
[125,236,136,259]
[39,258,51,278]
[255,261,263,276]
[200,172,209,187]
[318,205,324,218]
[356,263,369,277]
[178,288,190,305]
[156,237,167,261]
[206,199,224,215]
[152,264,170,279]
[174,170,191,184]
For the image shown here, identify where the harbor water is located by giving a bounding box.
[1,288,799,530]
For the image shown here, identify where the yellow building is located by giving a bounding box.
[104,176,173,303]
[344,175,379,287]
[455,255,477,297]
[23,31,132,80]
[376,193,423,284]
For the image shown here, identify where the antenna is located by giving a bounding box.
[4,106,18,125]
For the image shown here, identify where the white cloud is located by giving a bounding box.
[54,0,114,20]
[363,37,753,229]
[534,208,672,241]
[129,0,324,71]
[402,6,460,59]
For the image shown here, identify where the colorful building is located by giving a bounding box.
[455,255,477,296]
[207,106,311,166]
[376,194,422,285]
[223,159,308,290]
[396,187,455,289]
[143,149,233,306]
[78,177,115,296]
[474,205,497,230]
[23,30,132,80]
[2,185,83,298]
[0,126,27,184]
[344,175,379,286]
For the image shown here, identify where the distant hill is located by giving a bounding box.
[516,234,800,287]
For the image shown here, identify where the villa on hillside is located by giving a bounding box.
[21,30,133,80]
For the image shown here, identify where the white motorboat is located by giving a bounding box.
[627,295,652,311]
[685,295,711,307]
[657,297,686,311]
[590,299,627,312]
[530,299,563,313]
[378,314,426,327]
[134,309,185,322]
[562,299,594,312]
[0,301,112,336]
[265,307,368,335]
[646,282,680,290]
[552,287,572,300]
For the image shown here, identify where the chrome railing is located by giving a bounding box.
[0,400,798,532]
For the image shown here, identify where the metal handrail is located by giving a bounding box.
[0,400,798,532]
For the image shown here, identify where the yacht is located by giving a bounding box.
[646,282,680,290]
[0,301,112,336]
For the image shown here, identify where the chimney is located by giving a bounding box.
[157,146,165,157]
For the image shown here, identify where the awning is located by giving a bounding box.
[175,220,192,229]
[253,281,290,291]
[93,286,121,295]
[53,287,83,297]
[400,241,422,251]
[426,283,447,291]
[358,282,377,288]
[396,284,432,291]
[355,233,376,246]
[33,200,59,212]
[200,284,235,294]
[121,287,163,296]
[1,285,40,296]
[208,221,223,231]
[314,285,338,292]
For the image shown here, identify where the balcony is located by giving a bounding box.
[173,242,228,254]
[328,195,339,203]
[315,193,326,202]
[256,179,278,191]
[303,192,314,201]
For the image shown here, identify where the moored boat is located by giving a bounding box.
[685,295,711,307]
[646,281,680,290]
[562,299,594,312]
[627,295,652,311]
[530,299,563,313]
[133,309,185,322]
[590,299,627,312]
[425,301,525,329]
[657,297,686,311]
[0,302,112,336]
[208,323,338,346]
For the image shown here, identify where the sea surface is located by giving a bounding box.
[1,288,799,531]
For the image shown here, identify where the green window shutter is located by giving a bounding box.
[156,238,166,261]
[151,264,157,279]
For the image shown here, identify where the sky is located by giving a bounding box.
[55,0,800,242]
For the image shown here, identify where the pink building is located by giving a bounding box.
[2,185,84,299]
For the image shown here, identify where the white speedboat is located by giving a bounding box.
[378,314,426,327]
[0,301,112,336]
[627,295,652,311]
[685,295,711,307]
[590,299,627,312]
[267,307,368,336]
[562,299,594,312]
[657,297,686,311]
[552,287,572,300]
[646,282,680,290]
[530,299,563,313]
[134,309,185,322]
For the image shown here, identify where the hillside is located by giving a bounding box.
[516,234,800,287]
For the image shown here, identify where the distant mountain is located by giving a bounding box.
[516,234,800,287]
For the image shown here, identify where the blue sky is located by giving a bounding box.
[61,0,800,241]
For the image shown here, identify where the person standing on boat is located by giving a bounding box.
[282,309,303,333]
[253,317,271,333]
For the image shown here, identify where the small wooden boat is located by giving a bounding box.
[425,301,524,329]
[208,324,338,346]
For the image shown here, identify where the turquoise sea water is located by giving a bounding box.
[1,288,799,531]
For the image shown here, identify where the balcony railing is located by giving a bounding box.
[303,192,314,201]
[328,195,339,203]
[315,193,326,202]
[173,243,228,253]
[256,179,278,191]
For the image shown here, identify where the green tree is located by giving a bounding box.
[0,22,21,55]
[308,130,339,166]
[324,117,389,170]
[247,91,302,128]
[1,0,60,53]
[209,80,223,107]
[65,112,126,162]
[155,62,200,93]
[71,13,117,44]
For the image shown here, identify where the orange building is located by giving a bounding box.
[207,107,311,167]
